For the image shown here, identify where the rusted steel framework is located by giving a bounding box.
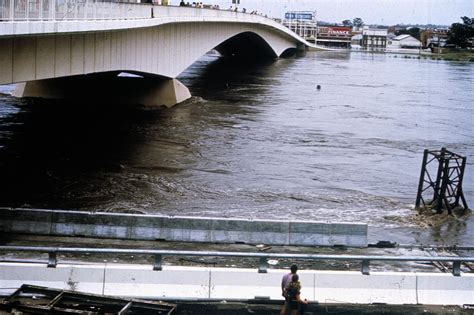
[2,284,176,314]
[415,148,468,214]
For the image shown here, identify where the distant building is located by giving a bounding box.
[362,27,388,49]
[316,26,352,48]
[420,29,448,49]
[351,34,363,46]
[389,34,421,49]
[282,11,318,41]
[386,33,397,41]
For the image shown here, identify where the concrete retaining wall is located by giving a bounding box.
[0,208,368,247]
[0,262,472,306]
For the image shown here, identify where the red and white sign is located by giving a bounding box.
[327,27,351,36]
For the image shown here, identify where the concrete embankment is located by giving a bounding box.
[0,262,473,307]
[0,208,367,247]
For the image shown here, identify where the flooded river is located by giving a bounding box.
[0,51,472,246]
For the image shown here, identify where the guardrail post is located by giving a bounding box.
[153,255,162,271]
[452,261,461,276]
[47,252,57,268]
[361,260,370,275]
[258,257,268,273]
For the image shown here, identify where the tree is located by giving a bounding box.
[447,16,474,48]
[342,19,353,27]
[408,27,421,40]
[396,27,421,40]
[353,18,364,28]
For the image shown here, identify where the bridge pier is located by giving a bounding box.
[13,75,191,108]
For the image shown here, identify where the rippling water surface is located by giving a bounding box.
[0,51,473,245]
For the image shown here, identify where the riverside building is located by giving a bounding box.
[282,11,318,42]
[362,26,388,49]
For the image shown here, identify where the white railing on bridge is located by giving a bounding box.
[0,0,152,21]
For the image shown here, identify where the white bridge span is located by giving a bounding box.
[0,1,321,106]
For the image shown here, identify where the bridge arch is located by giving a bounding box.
[215,31,279,59]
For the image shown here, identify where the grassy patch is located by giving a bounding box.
[434,50,474,62]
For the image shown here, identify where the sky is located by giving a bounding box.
[200,0,473,26]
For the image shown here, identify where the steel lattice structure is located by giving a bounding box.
[416,148,468,214]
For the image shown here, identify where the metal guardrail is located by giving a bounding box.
[0,0,152,21]
[0,245,473,276]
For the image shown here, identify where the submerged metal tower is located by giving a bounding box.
[415,148,468,214]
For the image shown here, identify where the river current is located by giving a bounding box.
[0,51,472,245]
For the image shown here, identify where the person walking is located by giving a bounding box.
[280,264,298,315]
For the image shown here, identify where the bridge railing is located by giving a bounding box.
[0,245,473,276]
[0,0,152,21]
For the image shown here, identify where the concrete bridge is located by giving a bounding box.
[0,0,320,107]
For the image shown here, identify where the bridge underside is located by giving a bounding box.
[14,73,191,108]
[215,32,279,59]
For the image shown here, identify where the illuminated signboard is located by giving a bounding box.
[285,12,313,20]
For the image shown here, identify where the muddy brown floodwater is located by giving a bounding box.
[0,51,473,247]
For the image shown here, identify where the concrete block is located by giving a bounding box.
[0,23,14,38]
[12,22,30,35]
[0,263,105,295]
[36,36,56,80]
[0,208,52,234]
[83,33,95,74]
[314,271,417,304]
[103,265,210,299]
[54,35,72,77]
[1,209,368,246]
[127,215,213,241]
[212,230,288,245]
[209,268,284,300]
[1,263,473,306]
[290,221,367,247]
[137,78,191,107]
[70,34,85,76]
[12,37,36,83]
[290,222,365,235]
[102,32,112,71]
[110,31,121,71]
[51,211,131,238]
[209,268,315,301]
[417,273,474,306]
[0,38,13,85]
[213,218,288,234]
[41,21,56,34]
[94,32,105,72]
[210,218,289,244]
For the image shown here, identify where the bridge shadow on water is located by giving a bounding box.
[0,52,304,211]
[0,95,156,209]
